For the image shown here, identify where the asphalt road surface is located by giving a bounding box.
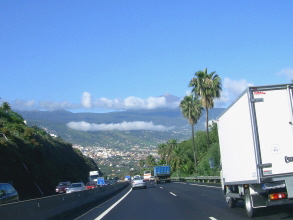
[64,181,293,220]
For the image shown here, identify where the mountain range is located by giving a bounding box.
[16,104,225,148]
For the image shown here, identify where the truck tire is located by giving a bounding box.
[226,197,237,208]
[244,189,259,217]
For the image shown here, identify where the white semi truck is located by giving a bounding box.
[88,171,99,183]
[217,84,293,217]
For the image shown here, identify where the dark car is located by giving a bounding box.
[56,181,71,194]
[0,183,19,205]
[105,180,111,186]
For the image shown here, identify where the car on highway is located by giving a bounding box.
[149,176,155,181]
[0,183,19,204]
[66,182,86,193]
[104,180,111,186]
[85,182,97,190]
[132,176,146,190]
[56,181,71,194]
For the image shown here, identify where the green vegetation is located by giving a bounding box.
[140,69,222,176]
[0,102,100,200]
[189,68,222,147]
[140,122,220,177]
[180,93,203,168]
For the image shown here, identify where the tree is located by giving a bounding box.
[145,155,156,167]
[165,139,178,165]
[170,145,185,171]
[2,102,11,111]
[158,143,168,162]
[189,68,222,147]
[138,159,145,168]
[180,94,203,168]
[157,140,178,166]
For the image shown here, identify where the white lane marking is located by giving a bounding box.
[95,188,132,220]
[190,183,221,189]
[170,192,177,196]
[160,187,163,189]
[209,217,217,220]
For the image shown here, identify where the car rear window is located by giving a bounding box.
[59,182,68,186]
[5,184,13,194]
[134,177,143,180]
[0,184,6,195]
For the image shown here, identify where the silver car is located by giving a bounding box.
[132,177,146,190]
[66,182,86,193]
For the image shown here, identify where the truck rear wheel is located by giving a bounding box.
[226,197,237,208]
[244,189,259,217]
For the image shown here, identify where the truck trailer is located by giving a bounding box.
[88,171,99,183]
[217,84,293,217]
[154,166,171,184]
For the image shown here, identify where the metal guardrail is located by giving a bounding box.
[0,182,129,220]
[171,176,221,183]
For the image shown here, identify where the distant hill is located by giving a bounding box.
[16,107,225,147]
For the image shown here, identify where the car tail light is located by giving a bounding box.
[269,192,287,200]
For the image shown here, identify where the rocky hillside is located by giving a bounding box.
[0,108,101,200]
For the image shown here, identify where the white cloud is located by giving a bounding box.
[14,99,35,107]
[92,95,168,110]
[277,68,293,80]
[67,121,175,131]
[214,78,253,108]
[145,96,167,109]
[38,100,78,110]
[9,99,80,111]
[223,78,252,95]
[82,92,92,108]
[9,99,36,110]
[7,94,176,112]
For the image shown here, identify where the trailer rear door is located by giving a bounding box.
[253,86,293,175]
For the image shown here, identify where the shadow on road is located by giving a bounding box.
[235,201,293,219]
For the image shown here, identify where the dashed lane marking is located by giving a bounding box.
[170,192,177,196]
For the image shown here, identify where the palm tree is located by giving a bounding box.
[165,139,178,165]
[158,143,168,163]
[180,94,203,168]
[170,145,185,171]
[145,155,156,167]
[189,68,222,147]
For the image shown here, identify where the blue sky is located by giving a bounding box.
[1,0,293,113]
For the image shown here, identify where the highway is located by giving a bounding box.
[64,181,293,220]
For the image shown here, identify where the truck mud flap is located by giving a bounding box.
[284,177,293,198]
[251,194,267,207]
